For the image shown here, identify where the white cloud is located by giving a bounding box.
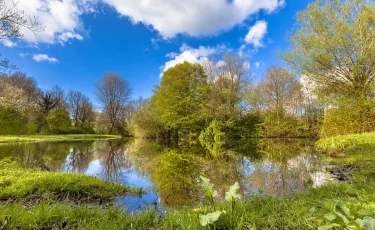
[245,20,268,47]
[0,39,16,47]
[102,0,284,39]
[58,32,84,44]
[32,54,59,63]
[161,44,217,76]
[5,0,94,45]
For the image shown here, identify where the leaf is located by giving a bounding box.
[318,223,341,230]
[199,176,218,198]
[323,213,337,222]
[363,217,375,230]
[304,207,316,219]
[199,211,225,226]
[357,210,374,216]
[346,220,362,230]
[225,182,240,202]
[334,200,354,220]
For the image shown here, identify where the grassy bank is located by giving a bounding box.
[0,160,142,202]
[1,133,375,229]
[0,134,121,143]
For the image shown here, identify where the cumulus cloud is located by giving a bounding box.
[245,20,268,47]
[0,39,16,47]
[5,0,93,45]
[161,44,219,76]
[102,0,284,38]
[32,54,59,63]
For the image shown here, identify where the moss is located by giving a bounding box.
[0,160,142,202]
[0,134,121,143]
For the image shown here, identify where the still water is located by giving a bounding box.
[0,138,332,212]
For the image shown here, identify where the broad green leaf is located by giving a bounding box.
[323,213,337,222]
[318,223,341,230]
[200,176,218,198]
[334,200,354,220]
[303,207,316,219]
[346,220,361,230]
[363,217,375,230]
[199,211,225,226]
[225,182,240,202]
[357,210,374,216]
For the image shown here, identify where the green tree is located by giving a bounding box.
[46,109,72,134]
[155,62,208,138]
[283,0,375,133]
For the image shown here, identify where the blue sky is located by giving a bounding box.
[1,0,314,107]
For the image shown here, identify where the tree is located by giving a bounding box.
[0,0,42,74]
[260,66,302,114]
[50,85,68,110]
[46,109,72,134]
[67,90,95,128]
[155,62,208,138]
[203,54,251,122]
[283,0,375,132]
[96,72,132,134]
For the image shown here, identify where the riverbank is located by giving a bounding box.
[1,133,375,229]
[0,134,121,143]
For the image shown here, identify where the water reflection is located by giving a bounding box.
[0,138,332,211]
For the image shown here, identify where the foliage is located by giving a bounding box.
[0,106,29,135]
[45,109,72,134]
[304,201,375,230]
[283,0,375,133]
[155,62,208,138]
[321,97,375,137]
[258,110,308,137]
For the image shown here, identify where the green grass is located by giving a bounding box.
[0,134,121,143]
[0,202,159,230]
[316,131,375,152]
[0,160,142,202]
[1,133,375,229]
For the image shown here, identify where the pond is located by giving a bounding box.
[0,138,333,212]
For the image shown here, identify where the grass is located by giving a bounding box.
[0,159,142,202]
[1,132,375,229]
[316,131,375,152]
[0,202,159,230]
[0,134,121,143]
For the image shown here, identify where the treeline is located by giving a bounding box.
[0,72,137,135]
[131,0,375,140]
[130,59,322,140]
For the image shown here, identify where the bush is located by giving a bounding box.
[321,98,375,137]
[45,109,72,134]
[0,106,29,135]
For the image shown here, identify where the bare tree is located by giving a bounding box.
[260,66,302,114]
[50,85,68,110]
[67,90,94,127]
[0,0,42,74]
[203,53,252,120]
[0,0,41,40]
[96,72,132,134]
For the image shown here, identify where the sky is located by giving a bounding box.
[1,0,314,108]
